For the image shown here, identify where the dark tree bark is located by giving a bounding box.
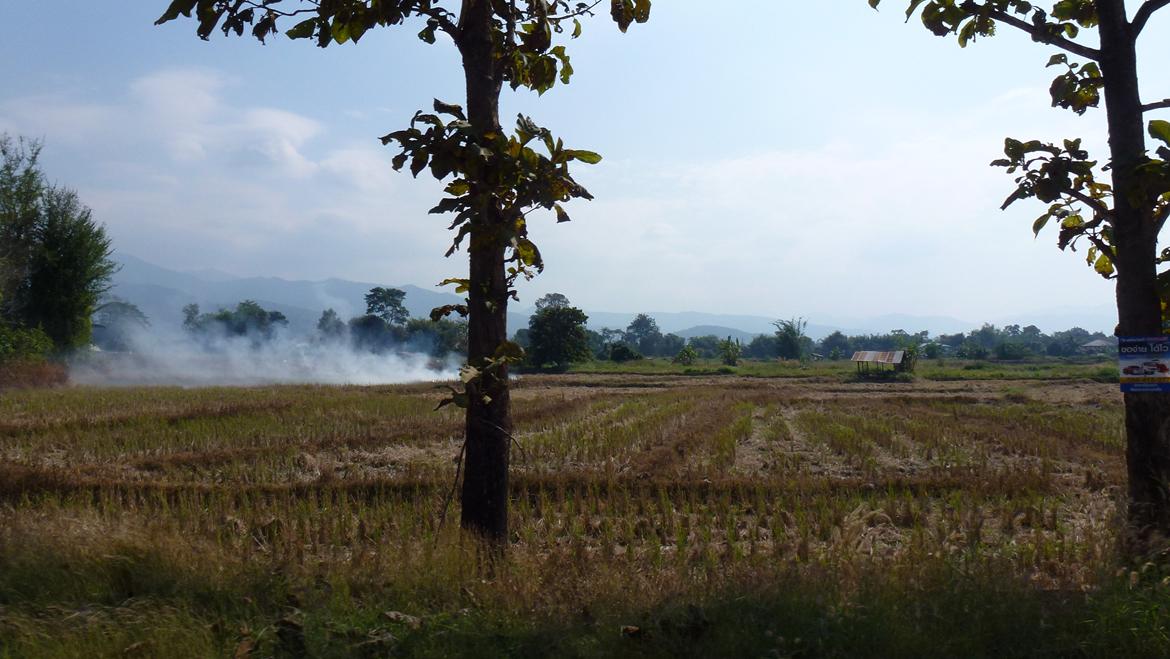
[457,0,512,545]
[1098,0,1170,544]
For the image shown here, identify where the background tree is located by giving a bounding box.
[744,333,779,359]
[23,187,118,350]
[608,343,641,362]
[92,299,150,352]
[316,308,346,341]
[673,344,698,365]
[405,317,468,357]
[624,313,663,356]
[0,135,116,351]
[183,300,289,345]
[818,330,851,359]
[158,0,649,546]
[526,302,590,368]
[870,0,1170,543]
[718,336,741,366]
[0,135,44,323]
[658,333,685,357]
[533,292,570,311]
[774,317,808,360]
[687,334,721,358]
[348,313,396,353]
[364,286,408,326]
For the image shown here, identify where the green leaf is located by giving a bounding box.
[904,0,927,21]
[156,0,198,25]
[566,149,602,164]
[1004,138,1025,160]
[1032,215,1050,236]
[1149,120,1170,147]
[286,19,316,39]
[331,19,350,44]
[611,0,633,32]
[494,341,526,362]
[459,365,480,384]
[433,99,466,120]
[438,278,471,294]
[633,0,652,23]
[1094,252,1114,276]
[554,203,571,223]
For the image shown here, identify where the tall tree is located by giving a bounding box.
[624,312,662,355]
[23,187,118,350]
[93,299,150,352]
[364,286,409,326]
[316,308,346,340]
[0,135,116,351]
[534,292,570,311]
[774,317,808,360]
[157,0,650,546]
[527,302,590,368]
[870,0,1170,546]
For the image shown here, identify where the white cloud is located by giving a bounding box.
[0,67,1123,326]
[527,87,1116,321]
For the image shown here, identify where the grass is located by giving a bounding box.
[2,371,1167,657]
[568,356,1119,382]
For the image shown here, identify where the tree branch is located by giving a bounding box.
[546,0,604,21]
[1066,189,1113,217]
[1133,0,1170,37]
[236,0,319,18]
[1156,204,1170,234]
[1143,98,1170,112]
[1086,234,1117,262]
[975,4,1101,61]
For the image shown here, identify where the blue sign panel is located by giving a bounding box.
[1119,336,1170,392]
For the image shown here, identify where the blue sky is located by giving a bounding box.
[3,2,1168,328]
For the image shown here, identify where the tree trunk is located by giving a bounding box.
[1098,0,1170,545]
[457,0,512,546]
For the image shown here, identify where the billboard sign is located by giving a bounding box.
[1119,336,1170,392]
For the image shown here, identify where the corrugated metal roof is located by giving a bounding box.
[851,350,905,364]
[1081,339,1116,348]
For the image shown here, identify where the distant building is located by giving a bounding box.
[851,350,910,374]
[1079,338,1117,354]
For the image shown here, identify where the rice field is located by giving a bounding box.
[1,372,1167,657]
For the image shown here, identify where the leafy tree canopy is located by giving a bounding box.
[527,301,590,368]
[0,135,116,351]
[365,286,409,325]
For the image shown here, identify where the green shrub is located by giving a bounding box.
[609,343,642,362]
[0,323,53,361]
[673,345,698,366]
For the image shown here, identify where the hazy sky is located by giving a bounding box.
[3,2,1168,326]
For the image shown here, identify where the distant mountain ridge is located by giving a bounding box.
[108,254,1115,339]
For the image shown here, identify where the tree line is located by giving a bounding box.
[515,297,1116,370]
[178,286,468,359]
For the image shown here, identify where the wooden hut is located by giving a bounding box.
[851,350,908,374]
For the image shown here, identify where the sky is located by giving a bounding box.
[2,2,1169,329]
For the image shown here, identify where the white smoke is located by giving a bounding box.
[69,323,459,387]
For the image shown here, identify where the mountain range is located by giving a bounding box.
[106,254,1116,340]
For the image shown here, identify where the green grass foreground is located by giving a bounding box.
[2,372,1166,657]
